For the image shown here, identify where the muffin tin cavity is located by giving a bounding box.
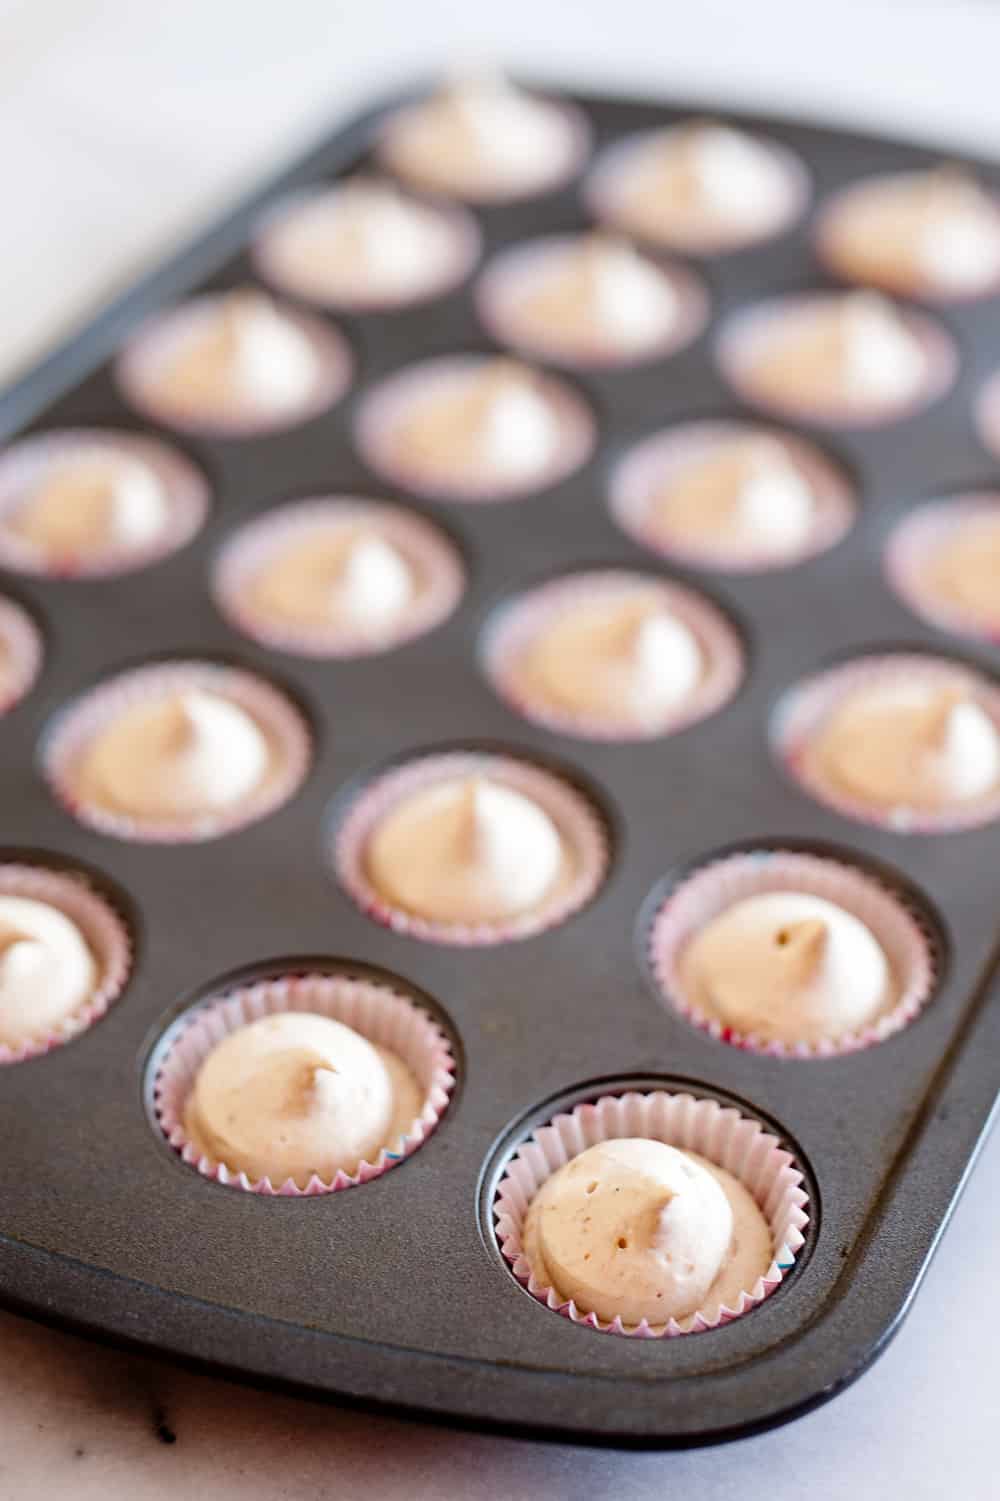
[251,180,483,312]
[212,495,465,658]
[716,291,958,427]
[773,651,1000,833]
[474,232,709,368]
[353,353,597,503]
[583,123,810,255]
[886,493,1000,643]
[0,855,133,1065]
[330,746,611,946]
[813,168,1000,304]
[487,1079,811,1337]
[147,963,457,1195]
[642,844,942,1058]
[0,428,209,578]
[115,288,353,437]
[609,420,856,573]
[42,658,312,843]
[375,82,592,203]
[480,567,745,741]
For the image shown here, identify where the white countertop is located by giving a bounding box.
[2,2,1000,1495]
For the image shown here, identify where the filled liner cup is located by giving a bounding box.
[494,1087,809,1337]
[0,862,132,1066]
[647,847,937,1058]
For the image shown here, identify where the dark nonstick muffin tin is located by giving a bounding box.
[3,80,1000,1448]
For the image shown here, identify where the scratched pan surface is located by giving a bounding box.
[2,82,1000,1447]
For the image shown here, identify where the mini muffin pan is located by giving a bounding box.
[2,81,1000,1447]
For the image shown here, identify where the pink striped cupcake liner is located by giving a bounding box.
[333,749,609,946]
[252,181,482,312]
[494,1088,809,1337]
[213,495,464,658]
[0,428,209,578]
[115,289,352,437]
[774,652,1000,833]
[583,126,810,255]
[43,659,311,843]
[886,493,1000,643]
[647,847,937,1059]
[152,971,456,1195]
[609,420,856,573]
[0,862,132,1066]
[716,292,958,428]
[482,569,744,741]
[474,233,709,368]
[354,354,596,503]
[0,596,42,714]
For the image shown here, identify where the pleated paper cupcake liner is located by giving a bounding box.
[44,660,311,843]
[647,847,937,1058]
[582,127,810,255]
[609,420,856,572]
[251,183,483,312]
[0,428,209,578]
[152,971,456,1195]
[474,234,709,368]
[333,749,609,946]
[716,293,958,427]
[886,493,1000,643]
[354,354,596,503]
[494,1088,809,1337]
[482,569,744,741]
[0,595,42,714]
[774,652,1000,833]
[115,290,353,437]
[213,495,465,658]
[0,863,132,1066]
